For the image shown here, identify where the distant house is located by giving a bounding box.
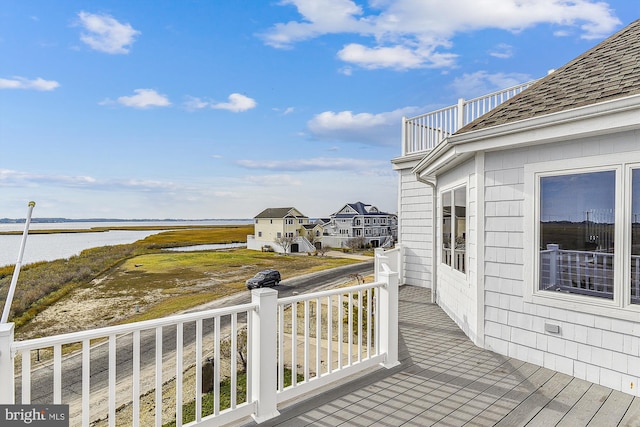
[321,202,397,248]
[246,207,316,253]
[301,223,323,249]
[393,20,640,397]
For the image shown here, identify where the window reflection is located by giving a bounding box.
[441,187,466,273]
[632,169,640,304]
[539,171,615,300]
[442,191,452,268]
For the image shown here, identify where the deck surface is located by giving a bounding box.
[239,285,640,426]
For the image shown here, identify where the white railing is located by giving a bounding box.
[402,80,538,156]
[0,263,400,426]
[540,244,640,303]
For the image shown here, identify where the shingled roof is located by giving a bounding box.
[458,19,640,134]
[254,207,306,219]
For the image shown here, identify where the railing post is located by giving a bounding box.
[0,322,15,404]
[547,244,559,286]
[401,116,407,156]
[250,288,280,423]
[374,248,384,282]
[457,98,465,131]
[378,268,400,369]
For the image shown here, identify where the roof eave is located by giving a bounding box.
[450,93,640,153]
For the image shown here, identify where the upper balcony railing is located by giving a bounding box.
[0,247,402,427]
[402,80,538,156]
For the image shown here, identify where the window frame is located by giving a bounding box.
[524,153,640,320]
[440,181,467,275]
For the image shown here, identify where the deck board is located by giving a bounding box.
[237,286,640,427]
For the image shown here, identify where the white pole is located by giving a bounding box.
[1,201,36,324]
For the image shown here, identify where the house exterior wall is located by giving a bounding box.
[436,158,481,344]
[397,166,433,288]
[254,218,287,242]
[483,130,640,397]
[255,217,309,242]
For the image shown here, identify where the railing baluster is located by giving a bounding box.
[108,335,116,426]
[367,289,372,359]
[348,292,353,366]
[337,294,343,370]
[277,305,284,391]
[21,349,30,404]
[326,296,332,374]
[195,320,202,423]
[357,291,363,363]
[214,316,220,416]
[291,302,297,387]
[316,298,321,378]
[231,313,238,408]
[53,344,61,404]
[155,326,162,427]
[133,330,140,427]
[82,340,90,427]
[176,322,183,427]
[304,300,309,382]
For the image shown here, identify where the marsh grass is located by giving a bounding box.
[1,226,358,337]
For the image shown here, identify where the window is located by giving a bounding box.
[441,186,466,273]
[632,169,640,305]
[539,170,615,300]
[527,155,640,316]
[258,231,262,237]
[286,218,294,225]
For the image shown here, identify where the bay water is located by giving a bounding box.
[0,220,251,267]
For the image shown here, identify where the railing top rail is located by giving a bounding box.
[278,281,384,305]
[463,80,538,104]
[13,301,258,351]
[404,104,458,123]
[542,248,615,256]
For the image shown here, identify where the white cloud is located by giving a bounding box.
[260,0,369,49]
[307,106,421,145]
[236,157,386,171]
[261,0,621,70]
[0,76,59,91]
[450,71,533,98]
[489,43,513,59]
[107,89,171,109]
[245,174,303,186]
[211,93,257,112]
[77,11,140,54]
[184,96,209,111]
[0,169,96,187]
[338,44,426,70]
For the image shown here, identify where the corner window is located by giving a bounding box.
[442,186,466,273]
[527,156,640,315]
[539,170,615,300]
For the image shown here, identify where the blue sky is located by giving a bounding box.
[1,1,637,219]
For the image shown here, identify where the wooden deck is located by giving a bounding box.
[238,285,640,426]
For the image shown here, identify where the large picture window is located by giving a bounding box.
[539,170,615,300]
[442,186,466,273]
[529,157,640,313]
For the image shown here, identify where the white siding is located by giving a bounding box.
[398,167,433,287]
[437,158,480,344]
[483,130,640,397]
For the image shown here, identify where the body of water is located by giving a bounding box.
[0,220,251,267]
